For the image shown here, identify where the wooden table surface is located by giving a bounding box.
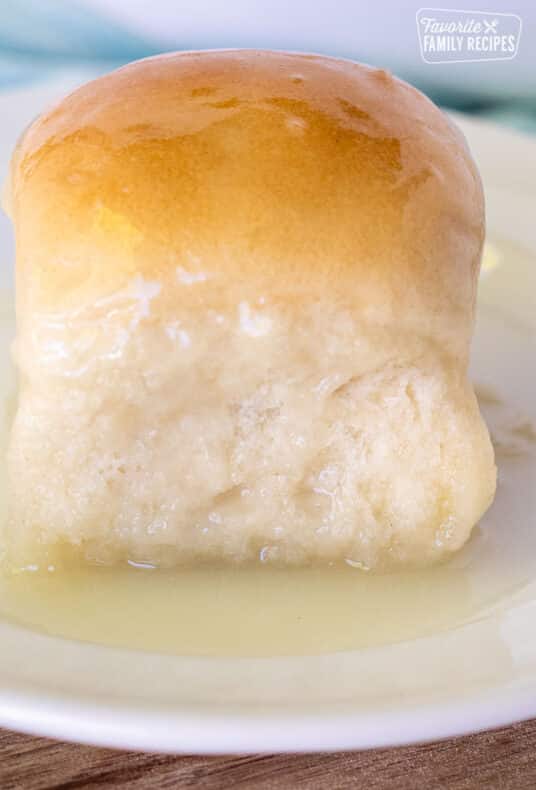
[2,720,536,789]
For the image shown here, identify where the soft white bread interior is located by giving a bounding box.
[4,50,496,570]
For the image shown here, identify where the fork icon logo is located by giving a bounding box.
[417,9,522,63]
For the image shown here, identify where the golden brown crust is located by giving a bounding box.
[8,50,484,355]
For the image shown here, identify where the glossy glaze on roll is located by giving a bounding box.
[4,50,496,570]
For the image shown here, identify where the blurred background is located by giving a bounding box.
[0,0,535,130]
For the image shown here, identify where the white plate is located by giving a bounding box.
[0,76,535,754]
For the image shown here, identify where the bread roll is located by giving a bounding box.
[4,50,496,570]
